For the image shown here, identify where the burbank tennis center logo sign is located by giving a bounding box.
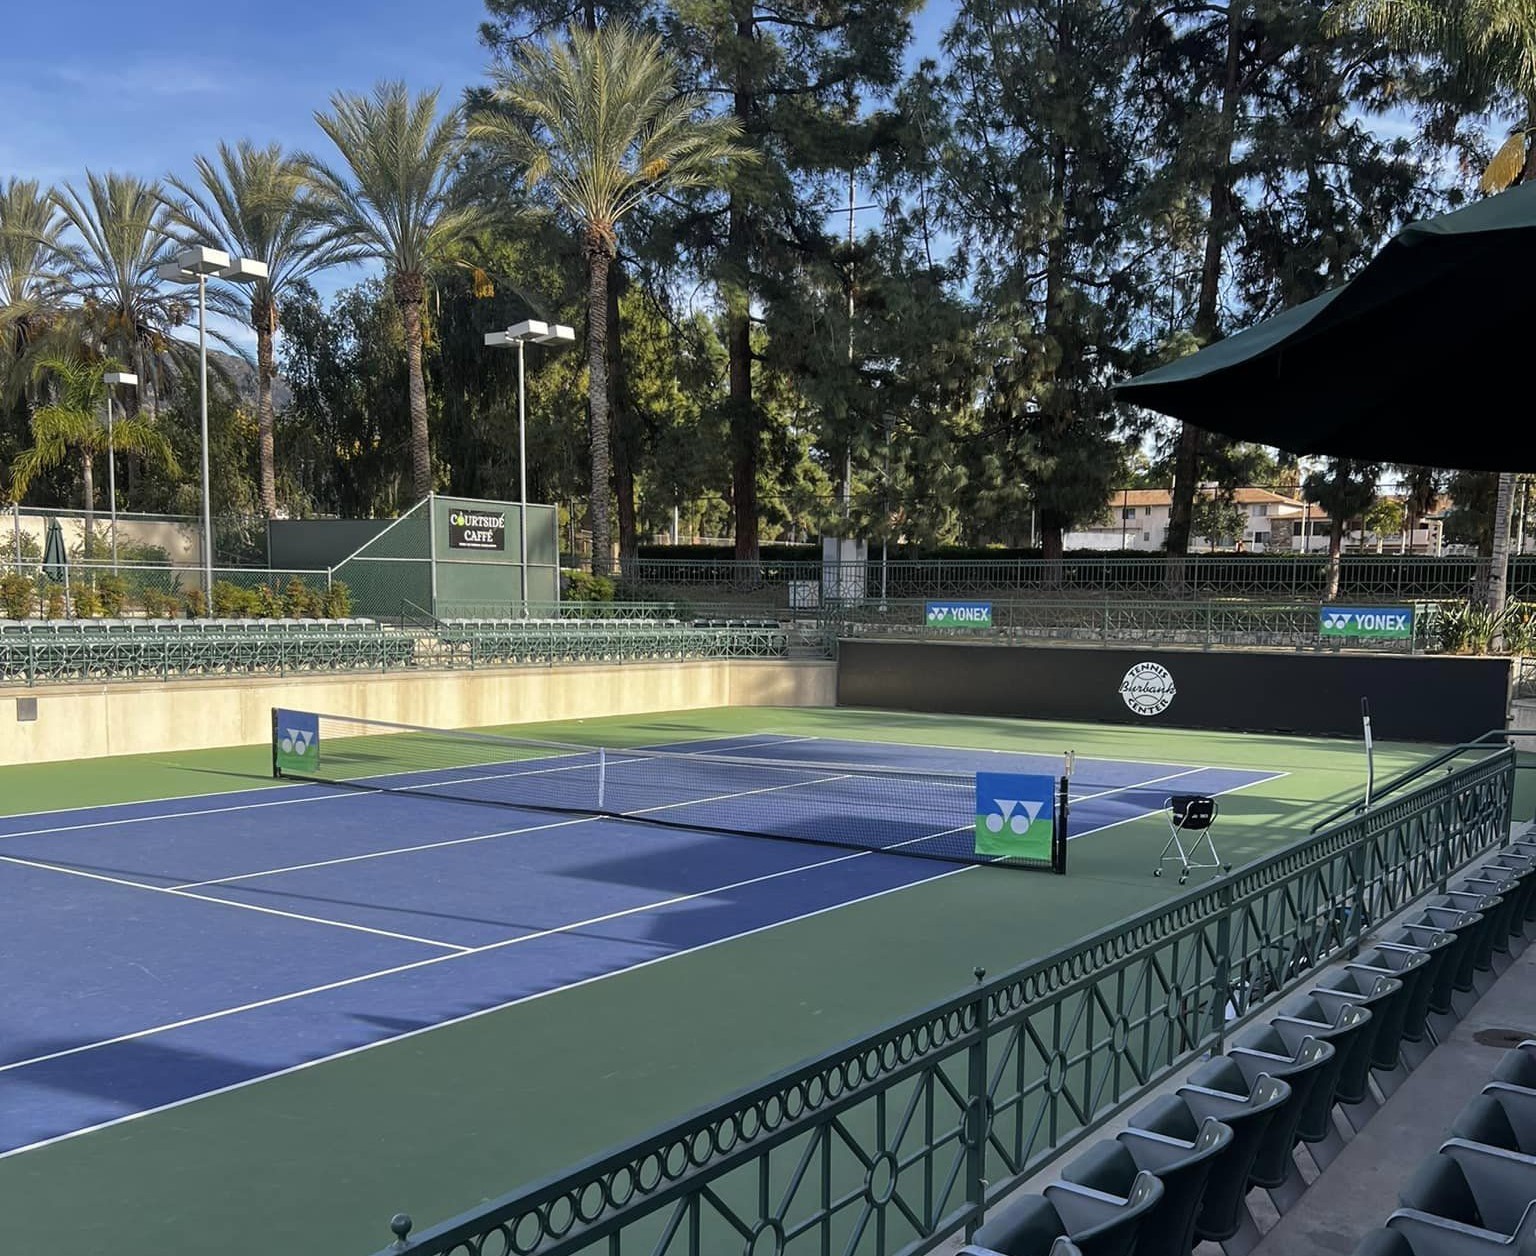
[1119,661,1176,716]
[1319,606,1414,641]
[448,508,506,551]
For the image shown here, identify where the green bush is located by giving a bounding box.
[97,574,128,616]
[73,582,102,618]
[322,581,352,618]
[564,570,616,602]
[182,587,207,618]
[212,580,259,617]
[44,584,66,620]
[284,577,322,617]
[139,587,175,618]
[253,584,284,618]
[0,573,34,618]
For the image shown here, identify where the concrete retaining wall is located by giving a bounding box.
[0,660,837,765]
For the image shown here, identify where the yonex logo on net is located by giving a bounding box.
[983,797,1046,836]
[279,728,312,756]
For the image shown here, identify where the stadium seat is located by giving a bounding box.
[1186,1038,1334,1212]
[1435,891,1506,991]
[970,1170,1163,1256]
[960,1243,1082,1256]
[1391,1140,1536,1250]
[1456,875,1522,970]
[1489,1041,1536,1091]
[1130,1074,1290,1254]
[1309,970,1405,1124]
[1371,932,1457,1065]
[1239,1004,1368,1169]
[1451,1085,1536,1156]
[1060,1117,1233,1256]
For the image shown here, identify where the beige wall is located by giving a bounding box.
[0,660,837,766]
[9,513,203,566]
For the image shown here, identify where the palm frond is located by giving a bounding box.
[1481,130,1529,191]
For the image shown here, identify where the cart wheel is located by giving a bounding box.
[1153,868,1162,877]
[1223,865,1232,873]
[1178,875,1187,885]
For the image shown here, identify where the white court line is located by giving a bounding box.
[0,733,814,842]
[0,768,1294,1161]
[0,855,471,952]
[1065,770,1290,842]
[171,768,853,889]
[0,815,955,1086]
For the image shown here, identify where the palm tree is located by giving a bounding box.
[303,82,487,502]
[471,23,750,576]
[0,179,68,375]
[1328,0,1533,630]
[49,173,193,395]
[166,141,363,518]
[14,354,179,555]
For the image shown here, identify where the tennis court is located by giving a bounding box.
[2,717,1281,1159]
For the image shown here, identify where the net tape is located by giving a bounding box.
[275,710,1055,870]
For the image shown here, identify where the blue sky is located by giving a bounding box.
[4,0,952,354]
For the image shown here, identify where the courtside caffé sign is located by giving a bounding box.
[448,508,506,551]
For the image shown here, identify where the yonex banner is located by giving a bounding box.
[448,508,507,551]
[274,709,319,773]
[974,771,1055,860]
[926,601,993,629]
[1319,606,1414,641]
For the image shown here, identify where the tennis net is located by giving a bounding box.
[270,708,1062,870]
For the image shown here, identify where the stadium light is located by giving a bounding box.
[102,371,139,572]
[485,321,577,612]
[157,248,269,604]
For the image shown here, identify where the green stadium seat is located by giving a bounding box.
[1372,932,1457,1065]
[970,1170,1162,1256]
[1131,1074,1289,1252]
[1061,1117,1232,1256]
[1240,1004,1368,1170]
[1391,1140,1536,1250]
[1452,1085,1536,1157]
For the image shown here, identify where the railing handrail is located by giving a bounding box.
[1309,729,1518,832]
[374,740,1515,1256]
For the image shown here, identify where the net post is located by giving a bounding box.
[1052,775,1070,875]
[597,747,607,810]
[270,707,281,779]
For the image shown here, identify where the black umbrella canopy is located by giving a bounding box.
[1115,181,1536,471]
[41,518,66,584]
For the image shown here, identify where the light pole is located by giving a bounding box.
[102,370,138,571]
[157,246,267,604]
[485,320,576,612]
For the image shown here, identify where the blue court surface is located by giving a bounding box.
[0,733,1280,1159]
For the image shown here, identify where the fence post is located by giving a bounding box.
[1212,878,1234,1054]
[1348,832,1370,958]
[964,967,992,1240]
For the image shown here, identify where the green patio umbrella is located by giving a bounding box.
[41,517,66,584]
[1115,181,1536,470]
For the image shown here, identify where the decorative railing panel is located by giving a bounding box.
[376,746,1514,1256]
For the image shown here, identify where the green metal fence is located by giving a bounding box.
[374,743,1514,1256]
[619,555,1525,605]
[822,599,1431,653]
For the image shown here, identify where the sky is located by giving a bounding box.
[3,0,953,354]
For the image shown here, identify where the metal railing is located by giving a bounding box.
[375,744,1514,1256]
[822,599,1429,653]
[619,555,1535,604]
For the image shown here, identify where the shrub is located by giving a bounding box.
[97,575,128,617]
[44,584,66,620]
[73,582,102,619]
[253,584,284,618]
[0,572,34,619]
[321,581,352,618]
[212,580,259,617]
[564,570,616,602]
[284,576,322,617]
[182,587,207,618]
[139,587,174,618]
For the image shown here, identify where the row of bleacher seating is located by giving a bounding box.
[436,617,790,663]
[0,617,379,633]
[956,834,1536,1256]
